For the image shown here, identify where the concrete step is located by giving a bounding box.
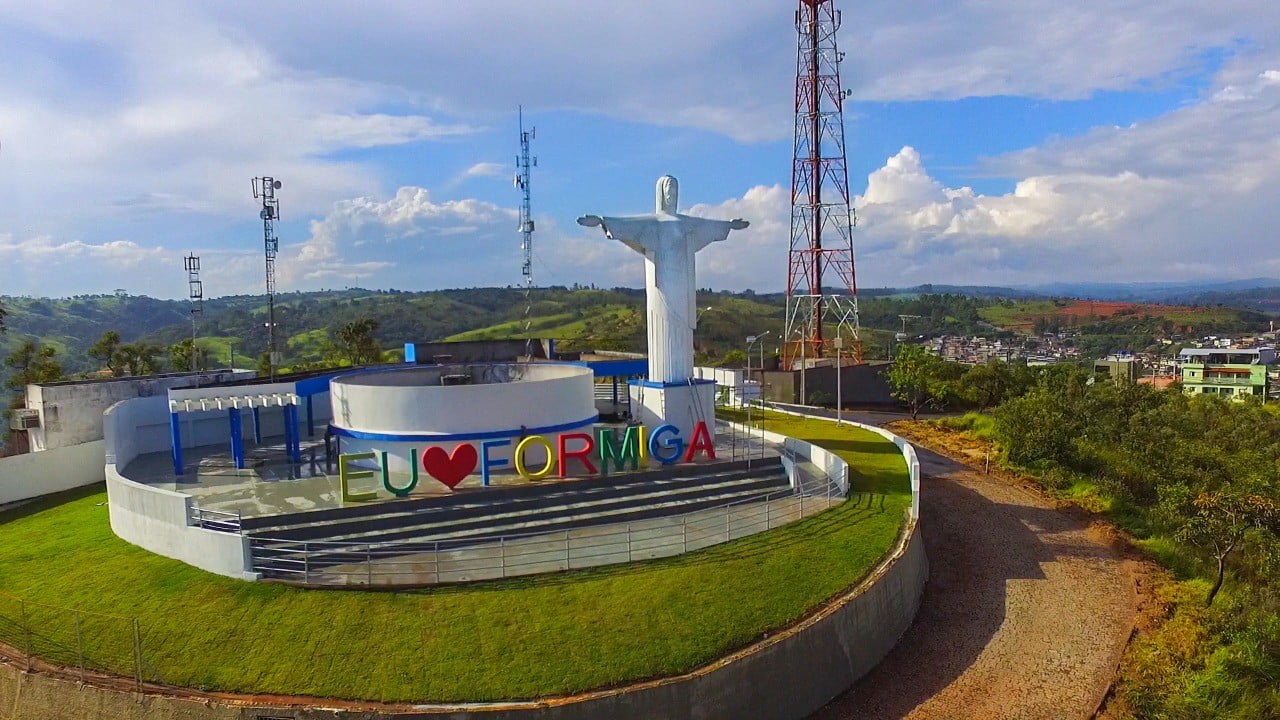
[289,471,788,546]
[251,479,794,572]
[253,468,785,543]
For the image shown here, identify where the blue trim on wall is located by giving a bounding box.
[566,358,649,378]
[628,378,717,389]
[328,414,600,443]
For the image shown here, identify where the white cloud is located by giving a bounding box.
[194,0,1280,141]
[4,1,1280,298]
[285,187,519,288]
[462,163,508,180]
[0,2,473,239]
[846,61,1280,286]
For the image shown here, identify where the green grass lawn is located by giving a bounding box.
[0,413,909,703]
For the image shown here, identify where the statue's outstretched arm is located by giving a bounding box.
[679,215,751,252]
[577,214,660,255]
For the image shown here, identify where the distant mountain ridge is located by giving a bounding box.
[1016,278,1280,303]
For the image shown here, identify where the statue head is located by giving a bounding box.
[655,175,678,214]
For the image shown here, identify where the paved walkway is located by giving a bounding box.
[810,445,1135,720]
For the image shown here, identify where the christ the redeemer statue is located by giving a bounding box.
[578,175,749,384]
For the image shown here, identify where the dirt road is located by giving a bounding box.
[810,446,1135,720]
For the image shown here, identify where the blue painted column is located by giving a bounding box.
[251,407,262,444]
[228,409,245,470]
[306,395,315,438]
[169,412,184,476]
[285,404,301,463]
[612,376,619,405]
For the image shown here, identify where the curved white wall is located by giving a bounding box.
[103,397,256,580]
[330,364,598,473]
[330,364,596,435]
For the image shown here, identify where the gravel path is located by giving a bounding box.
[810,446,1135,720]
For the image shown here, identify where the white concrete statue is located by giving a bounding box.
[578,176,749,384]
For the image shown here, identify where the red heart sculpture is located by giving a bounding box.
[421,444,478,490]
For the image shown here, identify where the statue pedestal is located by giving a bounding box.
[628,379,717,441]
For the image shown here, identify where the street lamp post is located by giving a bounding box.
[746,331,772,408]
[833,336,844,424]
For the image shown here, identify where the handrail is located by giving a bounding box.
[188,506,243,533]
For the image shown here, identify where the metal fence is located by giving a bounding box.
[0,591,160,690]
[250,467,844,587]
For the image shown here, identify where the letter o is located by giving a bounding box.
[514,435,556,480]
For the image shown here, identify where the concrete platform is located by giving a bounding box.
[123,422,783,520]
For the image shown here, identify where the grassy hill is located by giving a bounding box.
[0,288,1273,391]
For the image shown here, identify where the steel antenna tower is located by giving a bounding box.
[515,107,537,359]
[184,254,203,369]
[252,176,282,379]
[784,0,862,370]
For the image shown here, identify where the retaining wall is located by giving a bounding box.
[0,440,105,506]
[760,405,921,519]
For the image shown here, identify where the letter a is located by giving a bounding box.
[684,420,716,463]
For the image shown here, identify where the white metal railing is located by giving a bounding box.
[249,466,851,587]
[188,506,242,533]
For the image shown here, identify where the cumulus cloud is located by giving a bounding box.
[848,61,1280,286]
[283,187,518,288]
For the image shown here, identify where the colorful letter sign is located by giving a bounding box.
[337,420,716,499]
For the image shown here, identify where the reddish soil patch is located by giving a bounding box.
[1052,300,1191,319]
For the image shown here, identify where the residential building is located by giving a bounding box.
[1178,347,1275,400]
[1095,355,1140,383]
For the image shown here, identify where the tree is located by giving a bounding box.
[117,342,163,376]
[887,344,948,420]
[334,318,382,366]
[959,359,1035,409]
[255,351,274,377]
[0,300,7,335]
[5,340,65,391]
[89,330,125,376]
[1174,486,1279,606]
[170,339,202,372]
[719,349,749,368]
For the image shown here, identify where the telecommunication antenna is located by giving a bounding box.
[252,176,282,379]
[784,0,862,370]
[514,106,537,360]
[184,254,203,369]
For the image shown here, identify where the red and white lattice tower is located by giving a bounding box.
[784,0,862,370]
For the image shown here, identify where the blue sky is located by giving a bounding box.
[1,1,1278,298]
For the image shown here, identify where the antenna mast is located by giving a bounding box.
[184,254,203,369]
[515,107,537,359]
[784,0,862,370]
[252,176,282,379]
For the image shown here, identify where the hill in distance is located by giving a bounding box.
[0,284,1274,389]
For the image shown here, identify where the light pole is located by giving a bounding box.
[833,336,844,424]
[746,331,772,408]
